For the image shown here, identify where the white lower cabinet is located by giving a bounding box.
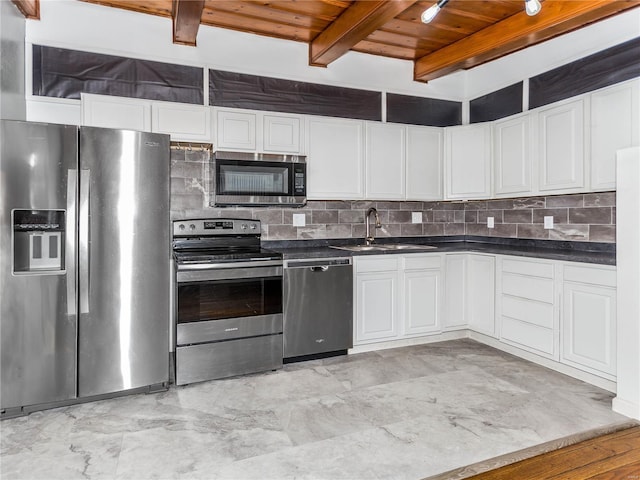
[561,264,616,378]
[497,257,558,360]
[353,250,617,385]
[355,256,399,343]
[402,255,442,336]
[466,254,496,337]
[354,254,442,345]
[443,254,467,330]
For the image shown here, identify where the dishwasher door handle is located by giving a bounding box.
[310,266,329,272]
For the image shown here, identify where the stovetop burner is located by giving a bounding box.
[172,218,281,266]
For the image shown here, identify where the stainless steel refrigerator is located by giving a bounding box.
[1,120,170,415]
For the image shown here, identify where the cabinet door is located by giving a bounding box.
[562,282,616,377]
[538,99,585,192]
[444,254,466,329]
[466,254,495,337]
[590,80,640,191]
[152,102,212,142]
[81,93,151,131]
[355,271,398,343]
[263,114,301,153]
[493,113,532,196]
[215,109,257,151]
[307,117,365,200]
[406,126,443,200]
[404,269,441,336]
[365,122,405,200]
[444,124,492,200]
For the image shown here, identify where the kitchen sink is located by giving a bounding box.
[381,244,437,250]
[330,245,388,252]
[330,244,437,252]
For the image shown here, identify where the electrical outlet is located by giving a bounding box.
[487,216,494,229]
[292,213,306,227]
[412,212,422,223]
[544,216,554,229]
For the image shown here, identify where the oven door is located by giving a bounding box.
[175,262,283,346]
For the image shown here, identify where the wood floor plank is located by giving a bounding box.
[465,427,640,480]
[587,460,640,480]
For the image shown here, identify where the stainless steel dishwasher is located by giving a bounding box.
[283,257,353,359]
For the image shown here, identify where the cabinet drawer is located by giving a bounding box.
[355,256,399,273]
[403,255,441,271]
[502,258,554,278]
[502,273,554,303]
[501,317,555,357]
[564,265,616,287]
[502,295,554,329]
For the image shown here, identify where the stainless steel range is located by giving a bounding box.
[172,218,283,385]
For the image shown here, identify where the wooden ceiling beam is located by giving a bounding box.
[309,0,418,67]
[172,0,204,46]
[414,0,640,82]
[11,0,39,19]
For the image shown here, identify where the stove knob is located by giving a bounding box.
[189,224,196,231]
[178,224,186,231]
[250,224,257,230]
[240,223,247,230]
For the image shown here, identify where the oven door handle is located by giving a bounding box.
[176,259,283,270]
[177,265,283,283]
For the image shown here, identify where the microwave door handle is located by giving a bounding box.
[66,169,77,316]
[79,169,90,315]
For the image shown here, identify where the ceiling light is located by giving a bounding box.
[421,0,449,24]
[525,0,542,16]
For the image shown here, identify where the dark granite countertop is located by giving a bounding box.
[263,235,616,265]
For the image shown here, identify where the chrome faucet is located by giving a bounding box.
[365,207,382,245]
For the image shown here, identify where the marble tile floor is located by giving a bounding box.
[0,339,630,480]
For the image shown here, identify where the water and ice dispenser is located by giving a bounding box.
[12,210,65,274]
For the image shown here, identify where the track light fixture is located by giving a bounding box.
[421,0,449,24]
[421,0,541,25]
[525,0,542,16]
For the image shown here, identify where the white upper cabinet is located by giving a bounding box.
[81,93,212,141]
[81,93,151,131]
[365,122,406,200]
[406,125,443,200]
[214,108,303,153]
[152,101,212,142]
[537,98,585,193]
[263,114,302,153]
[590,79,640,191]
[493,113,532,197]
[306,116,365,200]
[215,109,257,150]
[444,123,492,200]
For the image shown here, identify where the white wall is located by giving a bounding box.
[614,147,640,420]
[23,1,640,117]
[1,0,26,120]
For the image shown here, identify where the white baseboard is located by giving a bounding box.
[613,396,640,420]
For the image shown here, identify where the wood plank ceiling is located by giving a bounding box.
[15,0,640,82]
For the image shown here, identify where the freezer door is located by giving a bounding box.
[0,120,78,411]
[78,127,170,397]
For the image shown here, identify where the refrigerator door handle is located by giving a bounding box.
[66,170,77,316]
[79,169,90,315]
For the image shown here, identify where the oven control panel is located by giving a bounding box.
[173,219,261,236]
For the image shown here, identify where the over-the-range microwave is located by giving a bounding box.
[210,151,306,207]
